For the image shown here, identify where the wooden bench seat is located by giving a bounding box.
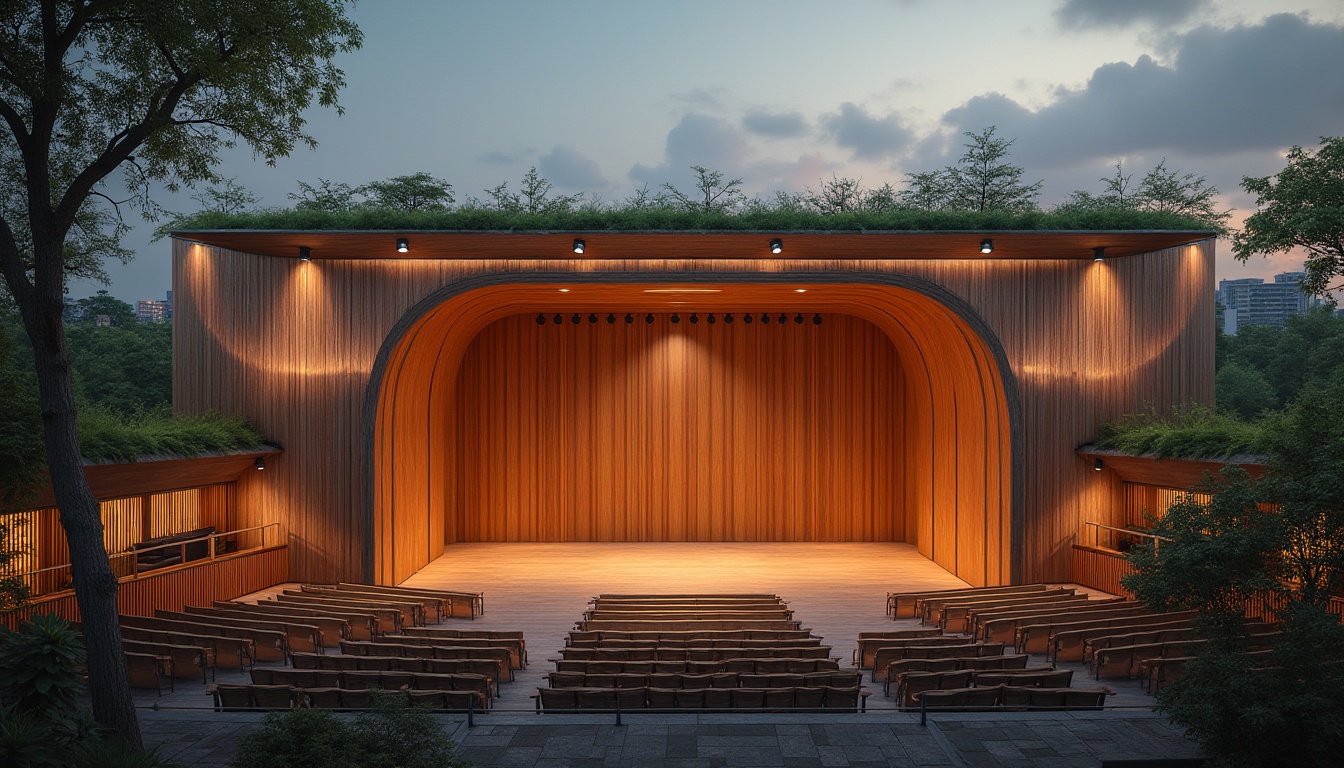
[1044,612,1198,659]
[566,637,821,651]
[116,624,254,670]
[338,640,512,681]
[881,658,1042,695]
[158,608,323,654]
[285,589,422,628]
[855,636,972,670]
[122,638,214,684]
[922,587,1070,624]
[554,657,840,675]
[250,668,493,705]
[974,601,1144,643]
[568,629,813,645]
[583,609,795,622]
[218,600,374,641]
[210,682,300,710]
[854,630,946,668]
[400,627,526,664]
[119,614,285,662]
[915,685,1113,711]
[125,651,173,694]
[871,643,1006,682]
[887,584,1049,618]
[384,633,525,668]
[576,619,804,631]
[290,652,505,689]
[534,685,866,712]
[939,594,1094,633]
[200,603,350,646]
[268,595,404,634]
[558,645,833,662]
[337,582,484,618]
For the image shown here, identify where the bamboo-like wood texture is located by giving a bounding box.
[452,313,903,543]
[0,545,288,629]
[171,235,1216,589]
[1070,544,1135,597]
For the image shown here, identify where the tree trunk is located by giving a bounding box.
[28,313,143,749]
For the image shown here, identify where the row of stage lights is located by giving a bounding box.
[537,312,825,326]
[298,238,1106,261]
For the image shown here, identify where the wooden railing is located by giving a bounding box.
[1082,521,1170,556]
[1,543,288,628]
[6,523,280,600]
[1071,543,1136,598]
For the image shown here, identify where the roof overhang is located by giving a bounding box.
[1077,445,1265,489]
[172,230,1216,262]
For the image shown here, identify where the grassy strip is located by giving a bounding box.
[170,207,1215,233]
[1094,405,1268,460]
[77,405,264,463]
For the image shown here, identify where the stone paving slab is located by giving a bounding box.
[139,708,1203,767]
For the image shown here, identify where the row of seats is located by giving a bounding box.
[536,685,866,712]
[248,668,494,703]
[916,685,1113,711]
[890,667,1071,706]
[559,645,833,661]
[211,683,483,711]
[554,658,840,674]
[547,671,862,689]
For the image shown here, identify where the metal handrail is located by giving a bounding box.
[2,523,281,593]
[1083,521,1170,554]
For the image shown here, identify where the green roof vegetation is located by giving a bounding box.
[77,405,265,464]
[1094,405,1268,460]
[171,206,1216,233]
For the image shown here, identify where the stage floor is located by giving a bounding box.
[398,542,1135,712]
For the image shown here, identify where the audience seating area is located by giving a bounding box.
[536,594,869,712]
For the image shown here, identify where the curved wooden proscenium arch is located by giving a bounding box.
[362,272,1025,588]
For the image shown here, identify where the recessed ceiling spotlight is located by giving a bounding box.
[298,246,311,262]
[980,238,993,254]
[558,288,570,293]
[794,288,807,293]
[396,237,410,253]
[1093,247,1106,262]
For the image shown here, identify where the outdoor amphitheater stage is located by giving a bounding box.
[394,542,1124,713]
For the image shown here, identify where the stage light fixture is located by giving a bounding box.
[690,313,699,324]
[1093,458,1104,471]
[671,312,681,324]
[707,313,716,324]
[980,238,993,254]
[761,313,770,324]
[770,238,783,254]
[536,313,545,325]
[645,313,654,324]
[1093,247,1106,262]
[396,237,410,253]
[779,313,788,324]
[794,288,807,293]
[724,313,734,324]
[812,313,822,325]
[606,313,616,324]
[588,313,598,324]
[572,239,586,254]
[298,246,311,262]
[553,314,563,325]
[794,313,804,324]
[558,288,570,293]
[743,313,753,324]
[571,313,581,325]
[625,313,634,324]
[254,457,265,471]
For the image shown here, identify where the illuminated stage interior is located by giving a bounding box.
[398,542,966,711]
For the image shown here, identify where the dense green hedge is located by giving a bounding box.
[1094,405,1268,460]
[77,406,264,463]
[171,206,1215,233]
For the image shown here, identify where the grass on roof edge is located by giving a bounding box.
[169,207,1217,233]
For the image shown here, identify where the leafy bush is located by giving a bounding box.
[229,692,468,768]
[76,406,264,463]
[1094,404,1268,459]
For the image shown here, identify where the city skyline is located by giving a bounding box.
[75,0,1344,302]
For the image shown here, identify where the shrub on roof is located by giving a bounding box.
[76,405,264,464]
[1094,404,1268,460]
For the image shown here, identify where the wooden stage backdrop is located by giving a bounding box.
[171,235,1215,588]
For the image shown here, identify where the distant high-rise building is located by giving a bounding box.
[1217,272,1323,334]
[164,290,173,321]
[136,299,168,323]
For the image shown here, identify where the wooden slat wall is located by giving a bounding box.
[0,545,288,629]
[172,239,1215,587]
[452,313,902,543]
[1071,544,1136,597]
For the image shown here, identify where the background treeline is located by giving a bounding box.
[1216,307,1344,420]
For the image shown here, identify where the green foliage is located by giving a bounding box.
[361,173,455,212]
[939,127,1043,213]
[0,315,43,509]
[170,204,1213,234]
[76,406,263,464]
[64,322,173,415]
[659,165,745,214]
[1214,363,1277,420]
[1219,307,1344,407]
[1060,160,1232,232]
[68,292,138,328]
[229,692,468,768]
[1123,385,1344,766]
[1236,136,1344,301]
[1095,404,1268,459]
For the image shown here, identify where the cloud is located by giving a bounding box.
[930,14,1344,171]
[629,113,750,190]
[821,103,914,161]
[1055,0,1207,30]
[742,110,809,139]
[480,149,525,166]
[538,145,609,191]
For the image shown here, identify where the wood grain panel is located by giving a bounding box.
[1070,544,1135,597]
[451,313,902,543]
[171,236,1215,587]
[1,545,288,629]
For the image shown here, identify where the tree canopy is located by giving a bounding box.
[1236,136,1344,301]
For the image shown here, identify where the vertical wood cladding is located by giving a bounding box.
[172,238,1214,587]
[452,313,903,543]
